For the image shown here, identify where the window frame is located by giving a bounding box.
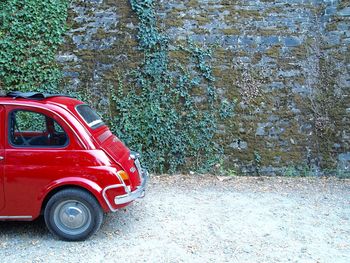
[75,104,104,130]
[8,109,70,149]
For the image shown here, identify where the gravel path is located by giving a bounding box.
[0,175,349,263]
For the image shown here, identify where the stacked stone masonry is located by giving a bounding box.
[58,0,350,175]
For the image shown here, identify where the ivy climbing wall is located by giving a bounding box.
[57,0,349,175]
[154,0,350,175]
[0,0,69,92]
[1,0,349,175]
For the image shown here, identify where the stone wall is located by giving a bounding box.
[59,0,350,175]
[58,0,142,105]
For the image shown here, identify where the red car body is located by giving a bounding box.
[0,92,148,240]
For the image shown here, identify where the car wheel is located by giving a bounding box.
[44,188,103,241]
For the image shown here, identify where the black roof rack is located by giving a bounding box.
[5,91,74,100]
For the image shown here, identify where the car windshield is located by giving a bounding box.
[76,105,104,129]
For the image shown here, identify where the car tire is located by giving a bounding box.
[44,188,103,241]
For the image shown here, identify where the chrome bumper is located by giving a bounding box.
[114,167,148,205]
[102,154,148,212]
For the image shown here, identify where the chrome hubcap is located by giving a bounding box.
[61,206,85,228]
[54,200,91,235]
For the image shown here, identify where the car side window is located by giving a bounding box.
[9,110,69,147]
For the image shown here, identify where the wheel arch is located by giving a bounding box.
[40,179,110,215]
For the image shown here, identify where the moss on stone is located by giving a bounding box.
[265,46,281,58]
[220,28,240,35]
[56,0,348,173]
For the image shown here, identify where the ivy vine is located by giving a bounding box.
[0,0,68,92]
[0,0,234,174]
[107,0,233,173]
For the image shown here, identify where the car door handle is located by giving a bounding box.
[0,156,4,160]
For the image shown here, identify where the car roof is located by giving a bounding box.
[0,91,84,108]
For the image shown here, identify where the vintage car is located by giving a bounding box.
[0,91,148,241]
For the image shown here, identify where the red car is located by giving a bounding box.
[0,91,148,241]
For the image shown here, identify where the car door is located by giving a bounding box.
[3,105,71,218]
[0,105,5,211]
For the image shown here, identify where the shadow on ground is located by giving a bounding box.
[0,216,50,239]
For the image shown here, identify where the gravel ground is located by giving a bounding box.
[0,175,349,263]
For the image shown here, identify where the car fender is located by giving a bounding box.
[39,177,110,215]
